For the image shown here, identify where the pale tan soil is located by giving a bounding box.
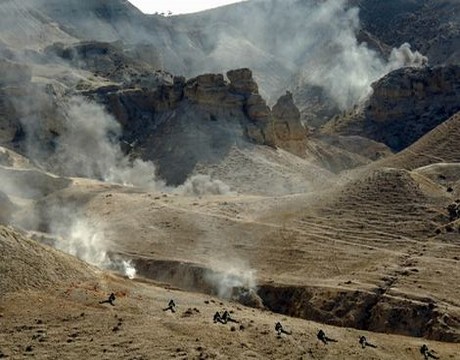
[1,142,460,358]
[1,276,459,360]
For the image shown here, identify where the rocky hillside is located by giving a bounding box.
[353,0,460,65]
[377,111,460,170]
[2,0,457,108]
[321,65,460,151]
[0,0,458,181]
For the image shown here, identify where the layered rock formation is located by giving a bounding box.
[0,55,308,186]
[84,67,307,184]
[322,65,460,151]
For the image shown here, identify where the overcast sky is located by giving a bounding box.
[128,0,247,15]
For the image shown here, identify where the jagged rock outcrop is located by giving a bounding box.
[88,67,303,150]
[227,68,259,95]
[271,91,307,156]
[272,91,305,141]
[79,67,307,184]
[322,65,460,151]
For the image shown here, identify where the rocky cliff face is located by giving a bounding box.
[353,0,460,66]
[322,65,460,151]
[1,0,457,126]
[0,51,308,186]
[82,67,307,184]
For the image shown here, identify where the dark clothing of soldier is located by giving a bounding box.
[317,329,337,344]
[359,336,376,349]
[99,293,116,306]
[163,299,176,313]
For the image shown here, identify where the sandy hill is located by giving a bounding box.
[1,253,459,360]
[377,112,460,170]
[0,0,460,358]
[0,217,459,359]
[15,160,455,343]
[0,225,96,295]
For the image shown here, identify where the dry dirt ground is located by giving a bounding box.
[1,245,459,360]
[1,141,460,358]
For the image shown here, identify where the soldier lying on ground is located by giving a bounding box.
[359,336,377,349]
[213,311,226,324]
[99,293,116,306]
[275,322,291,335]
[317,329,337,344]
[221,311,238,323]
[420,344,440,359]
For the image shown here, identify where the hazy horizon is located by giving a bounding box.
[128,0,247,15]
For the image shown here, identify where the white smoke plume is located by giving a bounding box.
[294,0,428,110]
[176,174,235,196]
[49,97,164,190]
[48,208,136,279]
[205,262,257,299]
[386,42,428,71]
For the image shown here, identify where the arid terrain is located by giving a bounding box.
[1,0,459,359]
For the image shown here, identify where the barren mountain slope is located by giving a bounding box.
[353,0,460,65]
[0,0,459,357]
[0,226,96,295]
[19,159,458,342]
[1,226,460,360]
[321,65,460,151]
[377,112,460,170]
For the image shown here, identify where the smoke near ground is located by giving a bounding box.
[176,174,235,196]
[48,97,164,190]
[3,93,235,279]
[205,261,257,299]
[48,207,136,279]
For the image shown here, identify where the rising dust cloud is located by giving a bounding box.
[1,0,429,292]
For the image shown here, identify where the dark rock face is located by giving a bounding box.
[79,67,306,184]
[354,0,460,65]
[364,65,460,150]
[227,68,259,95]
[322,65,460,151]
